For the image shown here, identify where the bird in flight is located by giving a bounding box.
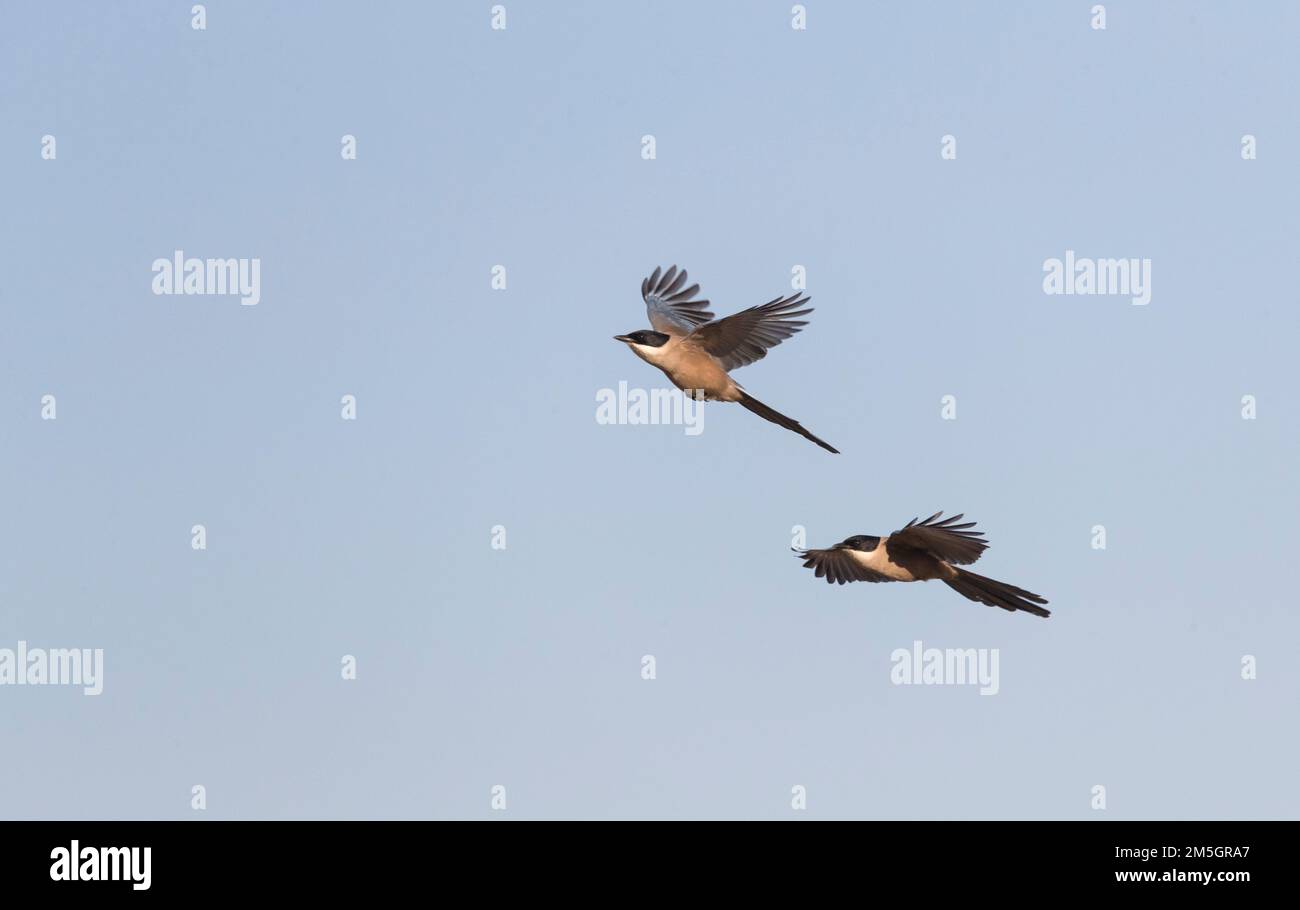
[614,265,839,453]
[795,512,1050,617]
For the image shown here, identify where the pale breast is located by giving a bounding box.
[658,343,736,401]
[852,542,918,582]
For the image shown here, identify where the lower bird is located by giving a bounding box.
[795,512,1050,617]
[614,265,839,453]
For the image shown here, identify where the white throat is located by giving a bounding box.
[628,341,670,363]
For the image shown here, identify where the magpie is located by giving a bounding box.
[614,265,839,453]
[795,512,1050,617]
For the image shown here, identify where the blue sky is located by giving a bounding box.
[1,1,1297,819]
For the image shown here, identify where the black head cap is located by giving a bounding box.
[837,535,881,552]
[614,330,670,347]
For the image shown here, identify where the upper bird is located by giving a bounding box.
[795,512,1050,617]
[614,266,839,453]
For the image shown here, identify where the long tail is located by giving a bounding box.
[737,392,839,454]
[944,568,1050,618]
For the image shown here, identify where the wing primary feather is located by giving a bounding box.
[657,265,678,293]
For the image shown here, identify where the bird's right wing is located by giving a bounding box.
[642,265,714,336]
[887,512,988,565]
[795,548,895,585]
[686,293,812,371]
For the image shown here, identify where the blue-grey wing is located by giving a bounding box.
[642,265,714,336]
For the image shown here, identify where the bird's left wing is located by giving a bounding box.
[687,293,812,371]
[886,512,987,565]
[642,265,714,336]
[795,547,895,585]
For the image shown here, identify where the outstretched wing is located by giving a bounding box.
[795,548,895,585]
[642,265,714,336]
[687,293,812,371]
[887,512,988,565]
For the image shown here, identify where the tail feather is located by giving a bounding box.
[944,568,1050,618]
[737,392,838,454]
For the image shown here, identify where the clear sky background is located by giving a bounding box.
[2,1,1297,819]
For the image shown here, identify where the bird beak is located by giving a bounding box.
[613,335,633,343]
